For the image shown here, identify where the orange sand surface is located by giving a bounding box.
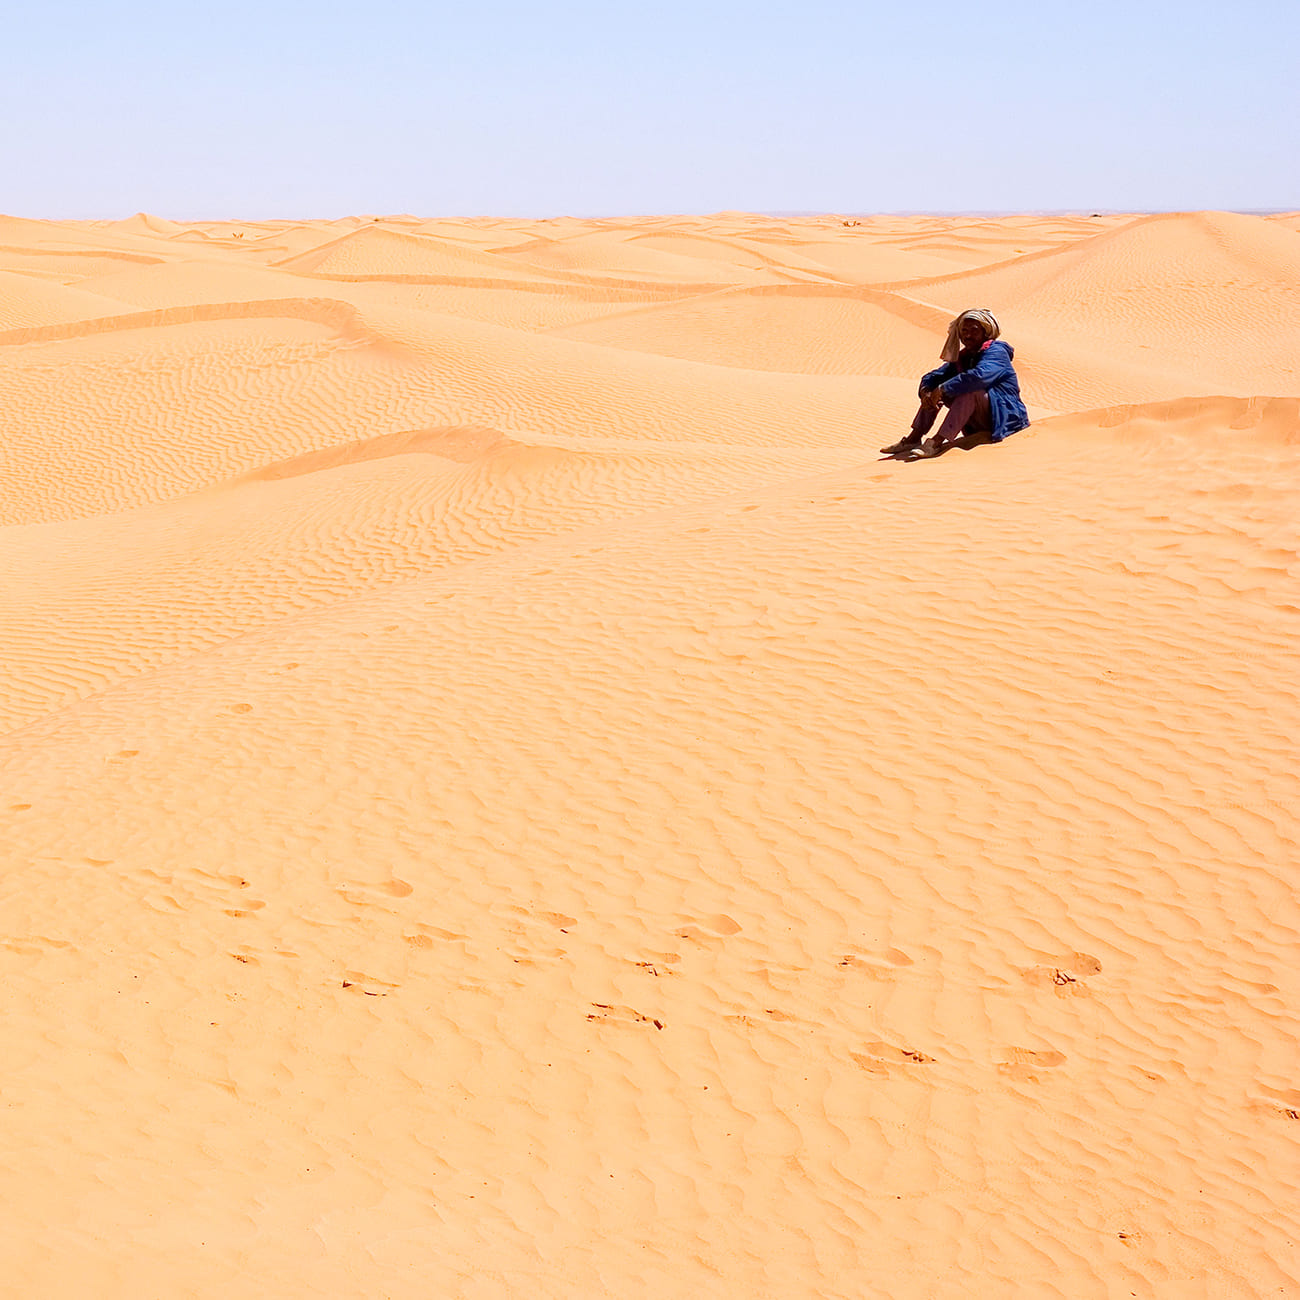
[1,210,1298,1297]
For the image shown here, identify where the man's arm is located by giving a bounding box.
[939,343,1013,398]
[919,362,956,396]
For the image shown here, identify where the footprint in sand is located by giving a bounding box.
[1249,1084,1300,1122]
[587,1002,664,1030]
[838,947,912,979]
[632,951,680,977]
[1054,952,1102,976]
[341,970,399,996]
[998,1047,1067,1081]
[674,914,742,943]
[224,899,266,918]
[2,935,74,956]
[1023,952,1102,991]
[851,1040,936,1077]
[1004,1047,1067,1067]
[339,878,413,903]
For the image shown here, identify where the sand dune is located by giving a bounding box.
[0,269,142,331]
[490,227,812,286]
[544,278,1220,413]
[74,256,685,332]
[0,210,1296,1299]
[276,224,578,285]
[892,211,1300,397]
[74,259,344,309]
[742,213,1127,283]
[109,212,189,237]
[0,245,166,280]
[0,299,915,525]
[0,425,854,731]
[548,283,948,375]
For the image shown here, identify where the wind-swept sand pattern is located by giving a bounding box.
[0,211,1297,1298]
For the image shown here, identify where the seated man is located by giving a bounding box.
[882,308,1030,458]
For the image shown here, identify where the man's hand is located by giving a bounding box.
[923,386,945,410]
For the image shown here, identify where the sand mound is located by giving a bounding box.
[900,209,1300,304]
[751,214,1122,283]
[0,295,917,525]
[0,425,851,730]
[109,212,189,237]
[618,230,842,282]
[0,305,403,521]
[495,228,799,286]
[0,270,142,330]
[0,210,1296,1298]
[546,276,1223,412]
[895,211,1300,395]
[76,258,700,331]
[275,224,579,286]
[0,244,166,280]
[549,284,948,375]
[1056,393,1300,443]
[73,260,333,310]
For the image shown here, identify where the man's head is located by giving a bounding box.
[940,308,1001,364]
[958,316,989,348]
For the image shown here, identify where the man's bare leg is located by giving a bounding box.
[882,391,943,455]
[919,391,990,457]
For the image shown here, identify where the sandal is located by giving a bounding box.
[880,433,923,456]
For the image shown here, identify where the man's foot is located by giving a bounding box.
[916,436,948,458]
[880,432,923,456]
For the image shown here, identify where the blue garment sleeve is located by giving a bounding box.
[939,342,1014,397]
[920,363,955,394]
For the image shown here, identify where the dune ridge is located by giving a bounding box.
[0,295,381,348]
[0,209,1296,1299]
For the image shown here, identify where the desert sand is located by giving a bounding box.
[0,208,1297,1297]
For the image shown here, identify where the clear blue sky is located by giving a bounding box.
[3,0,1295,219]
